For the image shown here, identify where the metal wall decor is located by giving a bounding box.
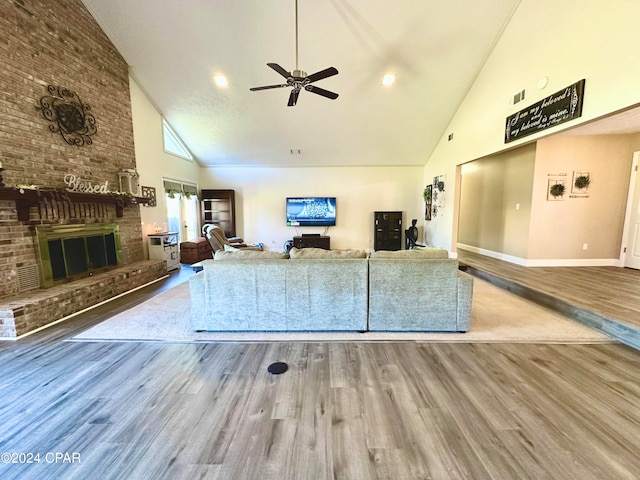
[141,186,157,207]
[423,184,432,221]
[431,175,446,217]
[39,85,97,146]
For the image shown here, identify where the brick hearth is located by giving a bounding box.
[0,260,167,338]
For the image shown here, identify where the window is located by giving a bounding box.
[162,118,193,160]
[163,180,199,243]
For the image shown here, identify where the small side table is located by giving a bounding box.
[148,232,179,271]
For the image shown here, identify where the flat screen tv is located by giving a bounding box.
[286,197,336,227]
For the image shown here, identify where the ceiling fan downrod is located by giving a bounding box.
[292,0,306,77]
[295,0,299,72]
[248,0,339,106]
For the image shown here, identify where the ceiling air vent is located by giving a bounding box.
[513,89,526,105]
[18,264,40,292]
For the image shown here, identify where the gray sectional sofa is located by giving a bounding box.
[189,247,473,332]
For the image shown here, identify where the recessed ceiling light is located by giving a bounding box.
[213,74,228,88]
[382,73,396,86]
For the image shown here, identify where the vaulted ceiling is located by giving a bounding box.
[82,0,524,167]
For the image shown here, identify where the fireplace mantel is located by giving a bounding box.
[0,186,150,221]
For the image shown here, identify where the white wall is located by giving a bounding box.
[129,76,200,254]
[130,75,427,253]
[198,166,424,251]
[424,0,640,251]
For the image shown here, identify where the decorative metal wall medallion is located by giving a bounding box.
[39,85,97,146]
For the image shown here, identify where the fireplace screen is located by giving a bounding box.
[36,223,122,287]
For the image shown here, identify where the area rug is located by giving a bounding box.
[70,277,613,344]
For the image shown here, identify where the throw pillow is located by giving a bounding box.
[289,247,367,259]
[214,250,289,260]
[223,244,240,252]
[370,248,448,259]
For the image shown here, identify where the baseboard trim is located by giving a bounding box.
[457,244,527,265]
[457,244,619,267]
[524,258,620,267]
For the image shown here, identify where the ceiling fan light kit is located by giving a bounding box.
[249,0,339,106]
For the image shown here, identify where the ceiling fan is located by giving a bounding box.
[249,0,339,107]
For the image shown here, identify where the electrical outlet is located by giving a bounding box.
[582,243,588,250]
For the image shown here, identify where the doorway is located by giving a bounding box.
[164,180,199,243]
[622,151,640,269]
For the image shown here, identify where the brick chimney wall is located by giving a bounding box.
[0,0,144,297]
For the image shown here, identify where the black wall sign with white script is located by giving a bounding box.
[505,79,585,143]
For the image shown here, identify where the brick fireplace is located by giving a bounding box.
[0,0,167,337]
[35,223,122,287]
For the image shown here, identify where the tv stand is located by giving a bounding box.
[293,235,330,250]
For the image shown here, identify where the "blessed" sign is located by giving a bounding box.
[64,174,109,193]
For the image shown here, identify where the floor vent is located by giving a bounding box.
[18,265,40,292]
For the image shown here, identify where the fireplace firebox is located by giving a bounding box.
[35,223,123,287]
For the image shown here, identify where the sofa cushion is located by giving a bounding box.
[368,257,470,332]
[289,247,367,259]
[214,250,289,260]
[193,257,368,332]
[370,248,448,259]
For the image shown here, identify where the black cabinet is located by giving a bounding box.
[201,189,236,238]
[293,236,330,250]
[374,211,402,251]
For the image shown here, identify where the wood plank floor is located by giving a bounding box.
[1,266,640,479]
[457,249,640,330]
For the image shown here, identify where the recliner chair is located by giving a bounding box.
[202,224,263,253]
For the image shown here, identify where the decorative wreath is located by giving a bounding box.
[550,183,566,197]
[574,175,590,189]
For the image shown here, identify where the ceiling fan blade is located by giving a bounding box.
[288,89,300,107]
[306,67,339,83]
[250,84,289,91]
[305,84,339,100]
[267,63,291,79]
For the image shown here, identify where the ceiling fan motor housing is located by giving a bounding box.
[250,65,338,105]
